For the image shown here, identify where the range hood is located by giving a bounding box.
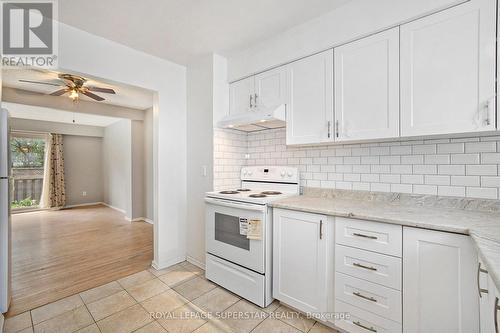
[217,104,286,132]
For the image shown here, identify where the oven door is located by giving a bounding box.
[205,197,266,273]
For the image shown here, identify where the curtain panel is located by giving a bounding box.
[40,134,66,209]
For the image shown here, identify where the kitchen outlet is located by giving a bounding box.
[82,191,87,197]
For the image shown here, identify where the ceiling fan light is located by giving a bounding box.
[69,89,79,100]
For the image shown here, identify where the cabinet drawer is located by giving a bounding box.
[335,244,402,290]
[335,300,402,333]
[206,254,265,307]
[335,272,401,323]
[335,217,402,257]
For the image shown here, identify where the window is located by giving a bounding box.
[10,133,47,210]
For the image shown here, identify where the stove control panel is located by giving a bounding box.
[241,166,299,184]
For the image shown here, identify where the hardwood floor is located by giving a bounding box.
[7,204,153,317]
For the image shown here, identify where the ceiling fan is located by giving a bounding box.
[18,73,116,102]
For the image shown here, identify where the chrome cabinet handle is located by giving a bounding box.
[327,121,331,138]
[319,220,323,240]
[254,93,258,107]
[352,232,378,240]
[478,262,489,298]
[495,297,499,333]
[335,120,339,138]
[353,291,377,303]
[353,321,377,332]
[249,95,253,108]
[353,262,377,271]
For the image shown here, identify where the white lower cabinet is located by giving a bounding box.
[334,218,402,332]
[478,258,500,333]
[272,208,333,314]
[403,227,479,333]
[335,300,402,333]
[273,209,484,333]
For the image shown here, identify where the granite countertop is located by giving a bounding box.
[270,188,500,291]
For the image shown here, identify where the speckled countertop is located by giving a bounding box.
[270,188,500,290]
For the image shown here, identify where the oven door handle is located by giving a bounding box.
[205,197,266,212]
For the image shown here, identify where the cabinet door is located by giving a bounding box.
[229,76,255,115]
[334,27,399,141]
[286,49,334,145]
[255,66,288,109]
[273,209,328,313]
[400,0,496,137]
[403,227,479,333]
[494,280,500,333]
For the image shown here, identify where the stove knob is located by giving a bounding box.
[248,170,253,176]
[287,171,294,178]
[242,170,248,176]
[280,170,286,177]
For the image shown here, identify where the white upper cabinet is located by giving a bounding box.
[229,76,255,115]
[334,27,400,141]
[400,0,496,137]
[286,49,334,145]
[255,66,288,109]
[403,227,479,333]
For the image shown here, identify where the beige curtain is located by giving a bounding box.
[39,134,52,209]
[40,134,66,209]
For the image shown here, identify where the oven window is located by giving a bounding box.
[215,213,250,251]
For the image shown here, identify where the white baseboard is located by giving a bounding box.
[64,202,103,209]
[187,255,206,270]
[101,202,127,215]
[131,217,153,224]
[152,255,186,270]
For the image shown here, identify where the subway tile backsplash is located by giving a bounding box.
[214,127,500,199]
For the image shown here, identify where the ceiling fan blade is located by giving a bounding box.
[19,79,64,87]
[86,86,116,94]
[49,89,68,96]
[81,90,105,101]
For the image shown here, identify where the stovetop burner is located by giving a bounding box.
[237,188,251,192]
[249,194,267,198]
[219,190,239,194]
[261,191,282,195]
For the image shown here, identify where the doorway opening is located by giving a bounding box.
[1,67,157,316]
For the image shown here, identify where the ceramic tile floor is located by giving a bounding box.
[4,261,340,333]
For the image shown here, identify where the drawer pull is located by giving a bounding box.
[353,321,377,332]
[352,232,378,240]
[495,297,499,333]
[353,262,378,271]
[478,262,489,298]
[353,291,377,303]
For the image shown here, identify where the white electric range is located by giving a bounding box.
[205,166,299,307]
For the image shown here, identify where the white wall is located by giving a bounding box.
[186,55,215,266]
[227,0,466,81]
[57,23,187,268]
[143,108,154,221]
[64,135,104,206]
[102,119,132,217]
[186,54,230,266]
[131,120,145,220]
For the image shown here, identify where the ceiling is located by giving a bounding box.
[2,68,154,110]
[5,102,122,127]
[58,0,351,65]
